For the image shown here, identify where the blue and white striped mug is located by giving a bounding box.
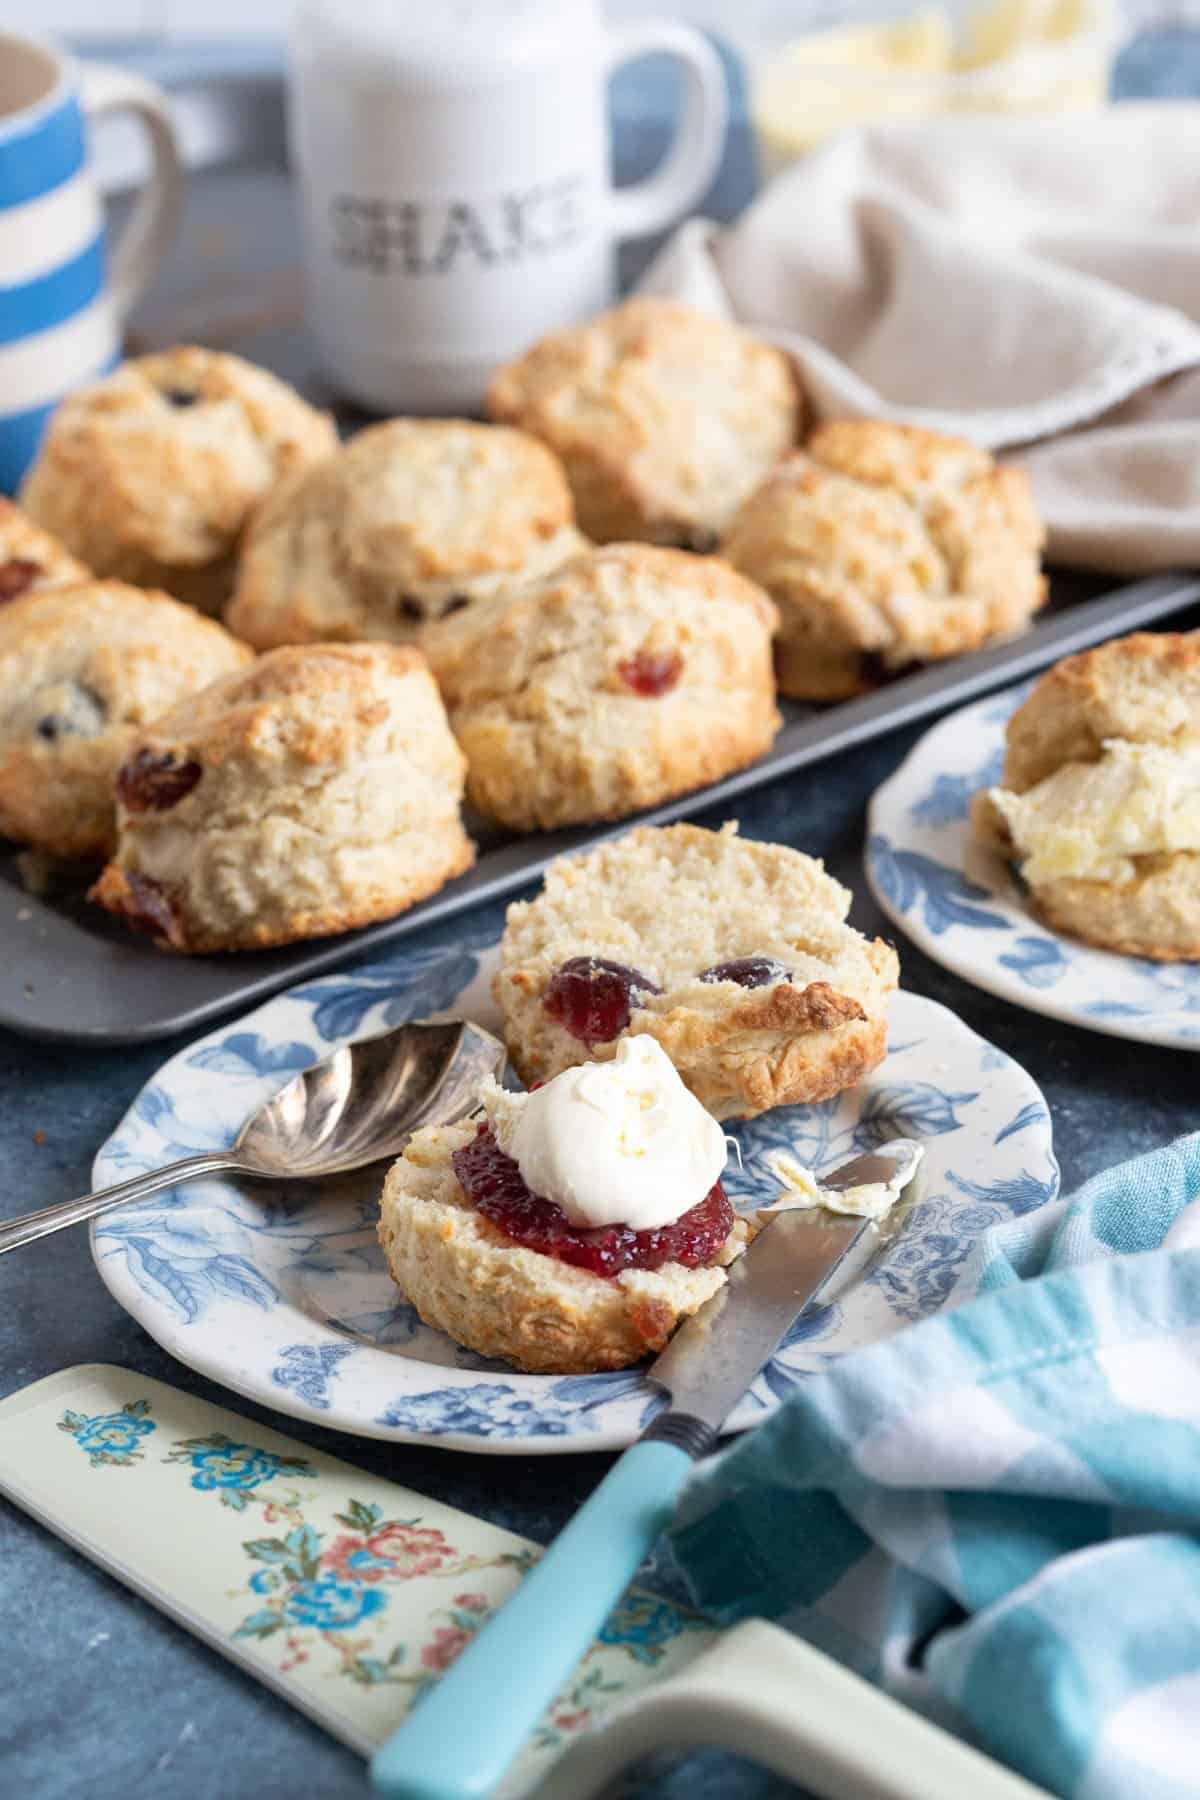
[0,32,182,491]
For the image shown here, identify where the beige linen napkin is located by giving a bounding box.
[638,103,1200,574]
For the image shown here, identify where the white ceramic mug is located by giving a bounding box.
[288,0,728,414]
[0,31,182,491]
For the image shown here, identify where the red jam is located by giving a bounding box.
[452,1124,733,1276]
[117,749,203,813]
[617,649,684,696]
[0,558,39,603]
[700,957,791,989]
[543,956,661,1048]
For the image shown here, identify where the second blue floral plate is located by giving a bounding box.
[867,685,1200,1049]
[90,935,1057,1454]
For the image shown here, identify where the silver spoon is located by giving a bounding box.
[0,1019,507,1257]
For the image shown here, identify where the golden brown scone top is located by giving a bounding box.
[488,296,801,544]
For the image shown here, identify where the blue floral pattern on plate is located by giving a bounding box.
[866,684,1200,1050]
[90,940,1057,1452]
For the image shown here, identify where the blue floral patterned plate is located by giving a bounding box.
[90,936,1057,1454]
[867,685,1200,1049]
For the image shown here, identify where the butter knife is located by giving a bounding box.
[370,1138,923,1800]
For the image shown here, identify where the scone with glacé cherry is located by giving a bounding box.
[20,348,337,614]
[378,1035,751,1374]
[226,418,587,648]
[422,543,780,832]
[496,822,899,1120]
[90,643,473,952]
[721,421,1046,701]
[0,581,252,861]
[0,498,90,601]
[972,631,1200,960]
[488,297,800,548]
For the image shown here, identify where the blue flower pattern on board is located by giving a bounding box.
[58,1399,155,1466]
[163,1432,318,1510]
[869,836,1009,935]
[271,1343,357,1410]
[281,1576,388,1632]
[597,1594,707,1665]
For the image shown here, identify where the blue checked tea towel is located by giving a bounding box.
[669,1134,1200,1800]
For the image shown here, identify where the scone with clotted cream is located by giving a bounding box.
[972,631,1200,960]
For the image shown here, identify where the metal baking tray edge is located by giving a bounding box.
[3,569,1197,1046]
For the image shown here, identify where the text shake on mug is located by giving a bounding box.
[289,0,727,413]
[0,31,182,490]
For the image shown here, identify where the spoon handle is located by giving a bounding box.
[0,1153,239,1256]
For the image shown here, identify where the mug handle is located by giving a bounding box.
[605,20,728,243]
[79,63,184,322]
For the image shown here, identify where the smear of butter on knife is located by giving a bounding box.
[756,1146,923,1225]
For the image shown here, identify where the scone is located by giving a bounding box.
[90,643,474,953]
[496,822,899,1119]
[20,348,337,614]
[225,418,586,648]
[488,297,800,547]
[721,421,1046,701]
[972,631,1200,960]
[0,499,90,601]
[0,582,252,860]
[378,1116,749,1375]
[422,543,781,832]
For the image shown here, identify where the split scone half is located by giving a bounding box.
[90,642,474,952]
[422,542,781,832]
[972,631,1200,961]
[496,822,899,1119]
[378,1117,750,1375]
[720,420,1046,701]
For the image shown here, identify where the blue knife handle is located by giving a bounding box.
[369,1435,696,1800]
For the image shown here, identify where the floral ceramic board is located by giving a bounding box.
[91,935,1058,1454]
[866,684,1200,1050]
[0,1364,709,1788]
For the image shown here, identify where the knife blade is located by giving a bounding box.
[642,1137,924,1451]
[370,1135,924,1800]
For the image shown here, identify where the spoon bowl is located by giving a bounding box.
[0,1018,508,1256]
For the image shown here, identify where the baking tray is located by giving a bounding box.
[3,567,1198,1045]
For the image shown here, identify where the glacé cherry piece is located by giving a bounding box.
[543,955,661,1047]
[700,957,792,990]
[617,649,683,697]
[452,1124,733,1277]
[117,749,203,813]
[0,558,39,603]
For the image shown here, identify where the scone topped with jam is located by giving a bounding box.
[378,1035,751,1374]
[496,822,899,1119]
[721,420,1046,701]
[90,643,473,953]
[20,348,337,615]
[226,419,586,649]
[0,581,252,861]
[0,499,90,602]
[488,297,800,548]
[972,631,1200,961]
[422,543,780,832]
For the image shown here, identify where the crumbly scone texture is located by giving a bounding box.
[971,631,1200,960]
[496,821,899,1120]
[226,418,587,649]
[90,642,474,953]
[487,297,800,545]
[0,581,253,859]
[422,543,781,832]
[20,348,337,614]
[378,1118,750,1374]
[0,499,90,599]
[721,420,1046,701]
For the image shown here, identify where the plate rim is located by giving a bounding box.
[866,686,1200,1052]
[89,949,1058,1455]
